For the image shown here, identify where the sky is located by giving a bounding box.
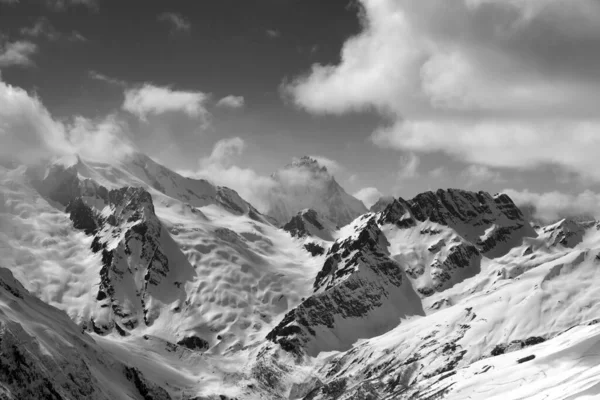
[2,0,600,221]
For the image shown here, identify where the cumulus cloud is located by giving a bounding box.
[0,77,133,164]
[504,189,600,223]
[158,12,191,34]
[353,187,383,209]
[286,0,600,181]
[0,40,37,68]
[216,95,245,109]
[123,84,209,121]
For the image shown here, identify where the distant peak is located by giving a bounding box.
[286,156,329,174]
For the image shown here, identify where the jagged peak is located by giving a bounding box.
[287,156,329,173]
[380,188,527,227]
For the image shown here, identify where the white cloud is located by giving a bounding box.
[353,187,383,209]
[180,137,277,210]
[201,137,245,168]
[88,70,127,87]
[372,119,600,180]
[0,40,37,68]
[308,155,344,175]
[461,165,503,187]
[286,0,600,181]
[504,189,600,223]
[216,95,245,109]
[158,12,191,34]
[123,84,209,121]
[0,77,133,164]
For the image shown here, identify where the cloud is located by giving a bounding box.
[158,12,191,34]
[180,137,277,210]
[88,70,127,87]
[372,119,600,181]
[45,0,99,11]
[20,17,86,42]
[123,84,209,121]
[216,95,245,109]
[266,29,281,38]
[308,155,344,175]
[200,137,245,168]
[286,0,600,181]
[21,17,60,40]
[0,40,37,68]
[398,153,420,180]
[0,77,133,164]
[428,167,446,179]
[504,189,600,223]
[353,187,383,209]
[461,165,503,187]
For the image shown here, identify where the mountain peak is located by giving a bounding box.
[267,157,367,227]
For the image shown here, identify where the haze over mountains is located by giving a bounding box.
[2,150,600,399]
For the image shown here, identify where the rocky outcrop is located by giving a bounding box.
[379,189,536,257]
[283,208,336,242]
[267,215,423,355]
[283,209,325,238]
[539,218,596,248]
[73,186,182,334]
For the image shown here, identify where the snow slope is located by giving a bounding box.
[0,265,170,399]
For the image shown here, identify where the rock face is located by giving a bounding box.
[379,189,536,257]
[268,214,424,355]
[283,208,337,241]
[69,186,192,335]
[267,156,367,227]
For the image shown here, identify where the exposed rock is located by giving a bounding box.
[177,336,210,351]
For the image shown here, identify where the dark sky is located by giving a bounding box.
[0,0,361,116]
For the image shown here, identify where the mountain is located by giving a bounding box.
[3,153,600,399]
[266,156,367,227]
[0,266,170,399]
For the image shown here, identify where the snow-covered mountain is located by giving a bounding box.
[266,156,367,227]
[3,153,600,399]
